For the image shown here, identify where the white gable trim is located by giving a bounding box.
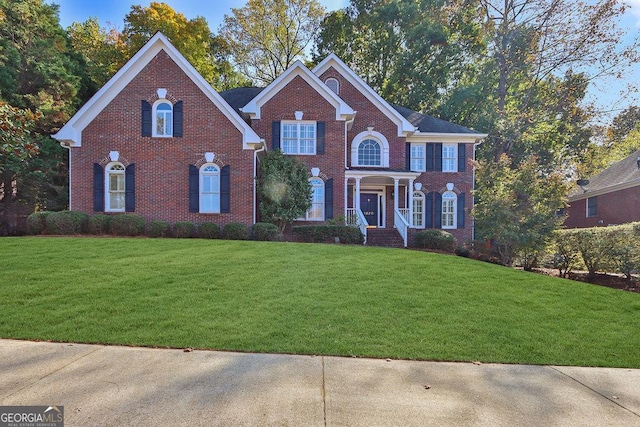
[313,54,416,137]
[241,60,355,121]
[52,32,261,149]
[406,132,488,144]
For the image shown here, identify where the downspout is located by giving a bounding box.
[253,140,266,225]
[60,142,71,210]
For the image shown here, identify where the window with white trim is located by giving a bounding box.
[442,191,456,229]
[106,163,125,212]
[282,122,316,155]
[411,144,425,172]
[358,139,382,166]
[200,164,220,213]
[412,191,425,228]
[325,78,339,95]
[586,196,597,218]
[351,131,390,167]
[306,178,324,220]
[154,101,173,137]
[443,144,457,172]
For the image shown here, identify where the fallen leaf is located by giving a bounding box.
[424,385,432,390]
[472,361,482,365]
[386,359,392,362]
[183,347,193,352]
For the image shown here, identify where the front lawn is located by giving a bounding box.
[1,237,638,367]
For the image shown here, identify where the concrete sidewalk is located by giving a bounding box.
[0,339,638,426]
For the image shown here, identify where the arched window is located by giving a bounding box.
[442,191,457,229]
[106,163,125,212]
[325,78,339,95]
[154,101,173,137]
[358,139,381,166]
[307,178,324,220]
[412,191,425,228]
[351,131,389,167]
[200,164,220,213]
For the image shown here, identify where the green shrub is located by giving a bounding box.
[87,215,112,235]
[223,223,249,240]
[197,222,220,239]
[147,220,172,238]
[26,211,54,235]
[252,222,280,241]
[45,211,89,235]
[174,221,195,238]
[110,215,145,236]
[292,225,364,244]
[414,229,457,253]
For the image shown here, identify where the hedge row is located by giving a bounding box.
[26,212,282,241]
[548,222,640,279]
[413,229,457,253]
[291,225,364,244]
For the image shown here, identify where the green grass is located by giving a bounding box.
[1,237,639,367]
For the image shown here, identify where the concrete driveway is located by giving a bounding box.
[1,339,639,426]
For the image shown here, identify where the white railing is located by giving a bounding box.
[398,208,410,223]
[346,207,368,244]
[394,208,409,247]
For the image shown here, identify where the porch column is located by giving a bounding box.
[344,177,349,222]
[408,179,414,227]
[393,178,399,214]
[355,178,361,211]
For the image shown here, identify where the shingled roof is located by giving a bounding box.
[391,104,479,134]
[570,149,640,200]
[219,87,264,115]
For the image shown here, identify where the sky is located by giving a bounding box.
[50,0,640,126]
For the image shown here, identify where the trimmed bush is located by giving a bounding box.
[147,220,172,238]
[197,222,220,239]
[110,215,145,236]
[223,223,249,240]
[26,211,54,235]
[174,221,195,238]
[292,225,364,244]
[252,222,280,241]
[414,229,457,253]
[45,211,89,235]
[87,215,112,235]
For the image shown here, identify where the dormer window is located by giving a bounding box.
[325,78,339,95]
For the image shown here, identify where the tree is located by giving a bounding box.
[220,0,326,85]
[257,150,312,232]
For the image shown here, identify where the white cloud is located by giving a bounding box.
[626,0,640,27]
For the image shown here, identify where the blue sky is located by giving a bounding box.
[50,0,639,125]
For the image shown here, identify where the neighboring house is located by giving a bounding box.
[53,33,486,246]
[565,150,640,228]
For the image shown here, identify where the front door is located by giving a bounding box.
[360,193,379,227]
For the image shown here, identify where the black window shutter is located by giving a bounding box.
[189,164,199,213]
[125,163,135,212]
[426,144,434,172]
[93,163,104,212]
[221,165,230,213]
[457,193,466,229]
[272,121,281,150]
[405,142,411,171]
[325,178,333,220]
[316,121,325,154]
[458,143,466,172]
[434,192,442,228]
[425,192,434,228]
[435,143,443,172]
[141,101,151,136]
[173,101,183,137]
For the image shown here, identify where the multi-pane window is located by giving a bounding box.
[411,144,425,172]
[358,139,381,166]
[586,196,597,218]
[412,191,424,228]
[307,178,324,220]
[442,144,457,172]
[282,122,316,154]
[442,191,456,229]
[107,163,125,212]
[200,164,220,213]
[155,102,173,136]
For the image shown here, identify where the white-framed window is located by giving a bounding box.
[200,164,220,213]
[351,131,390,167]
[306,178,324,220]
[586,196,597,218]
[443,144,457,172]
[106,162,125,212]
[282,121,316,155]
[358,139,382,166]
[442,191,456,229]
[412,191,425,228]
[325,78,339,95]
[411,144,425,172]
[153,100,173,137]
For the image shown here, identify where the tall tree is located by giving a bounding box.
[220,0,326,85]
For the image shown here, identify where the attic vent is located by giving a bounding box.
[325,78,339,95]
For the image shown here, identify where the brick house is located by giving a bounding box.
[53,33,486,246]
[564,150,640,228]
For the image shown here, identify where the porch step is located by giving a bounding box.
[365,228,405,248]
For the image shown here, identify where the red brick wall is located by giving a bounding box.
[564,185,640,228]
[71,51,254,226]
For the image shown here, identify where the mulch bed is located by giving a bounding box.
[531,268,640,293]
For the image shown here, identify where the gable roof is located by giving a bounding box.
[241,61,355,121]
[569,149,640,201]
[392,105,478,134]
[220,87,264,116]
[52,32,261,149]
